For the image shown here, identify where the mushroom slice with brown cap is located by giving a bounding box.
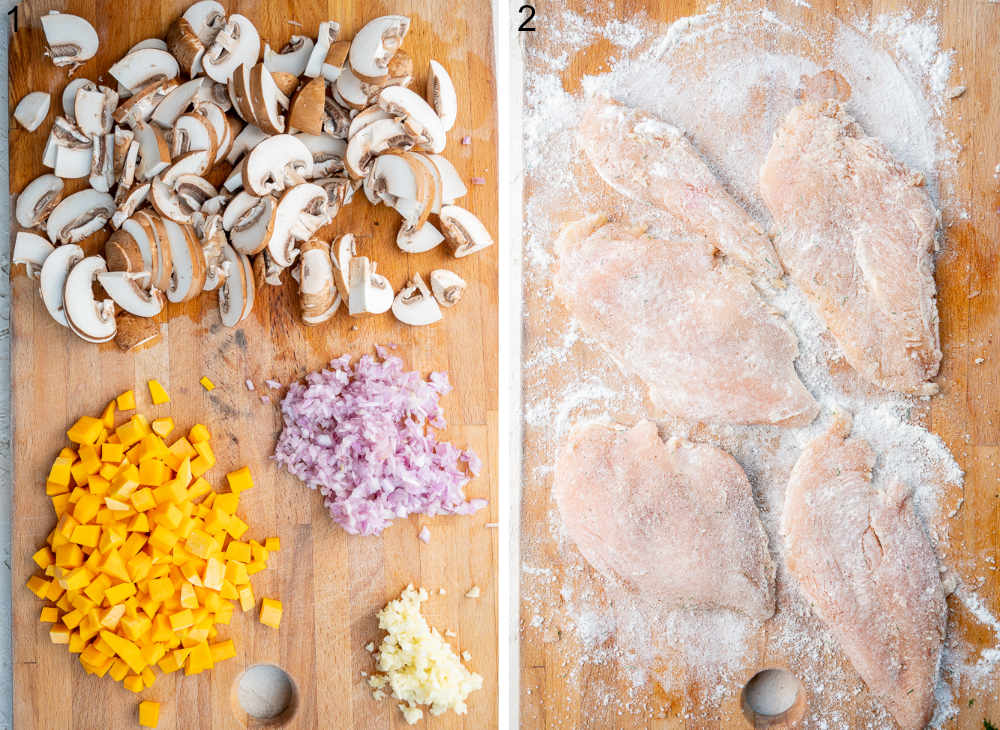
[195,101,231,162]
[115,314,161,352]
[362,50,414,97]
[348,106,393,140]
[265,183,330,267]
[134,211,174,293]
[227,123,269,165]
[323,98,352,139]
[151,78,202,128]
[331,233,355,301]
[203,14,260,84]
[409,153,443,214]
[110,182,149,229]
[225,192,276,255]
[229,63,259,125]
[53,145,93,179]
[314,176,356,217]
[75,86,118,138]
[269,72,299,99]
[16,174,64,229]
[105,228,146,272]
[62,80,94,122]
[166,17,205,77]
[110,49,180,94]
[430,269,466,307]
[200,215,228,291]
[183,0,227,47]
[304,21,340,78]
[170,111,218,160]
[248,63,287,135]
[223,164,244,193]
[427,154,468,205]
[377,86,446,154]
[242,134,313,196]
[97,270,164,317]
[255,249,288,287]
[288,77,325,136]
[13,231,55,279]
[39,244,85,327]
[14,92,51,132]
[89,133,114,193]
[397,221,445,254]
[128,38,168,53]
[113,128,135,177]
[217,242,254,326]
[344,118,415,179]
[426,60,458,132]
[349,15,410,84]
[41,12,99,67]
[51,116,91,148]
[264,35,314,77]
[392,273,442,326]
[46,189,114,245]
[194,78,232,112]
[64,256,117,343]
[298,238,338,323]
[295,134,346,178]
[439,204,494,258]
[347,256,393,316]
[321,40,351,83]
[113,79,178,127]
[134,121,171,181]
[335,67,372,111]
[366,151,434,230]
[119,217,157,277]
[161,217,207,302]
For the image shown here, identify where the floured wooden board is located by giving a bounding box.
[520,1,1000,728]
[9,1,498,727]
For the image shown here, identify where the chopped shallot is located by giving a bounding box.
[246,379,255,391]
[265,379,281,390]
[273,351,486,535]
[418,526,431,543]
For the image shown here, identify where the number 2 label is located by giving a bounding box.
[518,4,536,32]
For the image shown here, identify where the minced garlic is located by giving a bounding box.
[368,585,483,724]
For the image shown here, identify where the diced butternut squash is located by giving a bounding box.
[116,390,135,411]
[139,700,160,728]
[148,380,170,405]
[259,598,282,629]
[67,416,103,445]
[225,466,254,495]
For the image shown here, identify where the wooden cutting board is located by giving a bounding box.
[520,0,1000,728]
[9,1,498,728]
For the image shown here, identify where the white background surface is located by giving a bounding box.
[2,2,14,727]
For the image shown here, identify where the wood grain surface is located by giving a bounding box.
[9,1,498,728]
[519,1,1000,728]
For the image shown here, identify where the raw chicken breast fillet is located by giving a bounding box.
[760,92,941,395]
[554,420,776,621]
[782,414,947,730]
[578,96,782,282]
[553,214,818,426]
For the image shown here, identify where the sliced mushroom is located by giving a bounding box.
[75,86,118,137]
[298,238,338,323]
[53,144,92,179]
[295,133,346,178]
[39,243,85,327]
[183,1,227,47]
[203,14,261,84]
[89,133,115,193]
[128,38,168,53]
[97,270,164,317]
[397,221,445,254]
[16,174,64,229]
[105,228,146,272]
[366,151,434,230]
[264,35,314,77]
[113,78,178,127]
[335,66,372,110]
[115,313,162,352]
[62,79,95,122]
[224,192,276,255]
[14,92,51,132]
[134,210,174,293]
[51,116,91,148]
[288,76,325,135]
[363,49,414,96]
[242,134,313,196]
[392,273,442,326]
[12,231,55,279]
[439,204,494,258]
[41,12,99,67]
[151,77,202,128]
[200,214,229,291]
[347,256,393,316]
[195,101,231,162]
[348,105,392,139]
[265,183,330,267]
[134,121,172,180]
[150,164,215,224]
[247,62,287,135]
[269,71,299,98]
[161,218,207,302]
[349,15,410,84]
[46,189,114,244]
[410,152,443,213]
[314,176,357,216]
[344,118,415,179]
[321,40,351,83]
[217,242,254,326]
[378,86,446,154]
[229,62,258,124]
[64,256,117,343]
[323,97,352,139]
[256,249,288,286]
[427,153,468,204]
[304,21,340,78]
[113,127,135,176]
[426,60,458,131]
[110,183,149,229]
[110,49,180,94]
[223,164,244,192]
[194,77,232,112]
[331,233,355,301]
[227,123,269,164]
[166,17,205,77]
[430,269,466,307]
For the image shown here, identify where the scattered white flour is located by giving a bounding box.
[521,4,993,727]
